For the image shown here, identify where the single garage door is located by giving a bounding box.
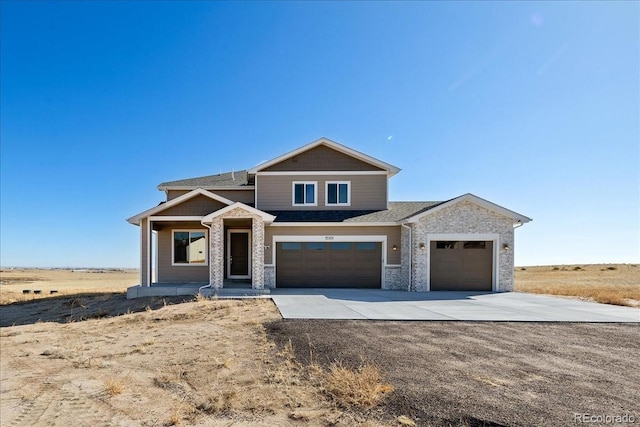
[276,241,382,288]
[430,241,493,291]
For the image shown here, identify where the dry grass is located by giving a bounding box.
[515,263,640,307]
[0,268,137,304]
[104,377,124,396]
[322,362,395,408]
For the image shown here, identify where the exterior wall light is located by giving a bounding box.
[392,245,398,252]
[419,243,426,251]
[502,243,510,251]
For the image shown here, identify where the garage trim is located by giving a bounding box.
[425,233,500,292]
[270,235,387,288]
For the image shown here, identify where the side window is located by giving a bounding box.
[326,181,350,206]
[173,230,207,265]
[292,182,317,206]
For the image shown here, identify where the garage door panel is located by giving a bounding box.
[430,240,493,291]
[276,241,381,288]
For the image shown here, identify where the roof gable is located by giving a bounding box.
[201,202,276,223]
[126,189,234,225]
[248,137,400,176]
[402,193,532,224]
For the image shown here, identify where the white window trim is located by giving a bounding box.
[292,181,318,206]
[171,229,209,267]
[325,181,351,206]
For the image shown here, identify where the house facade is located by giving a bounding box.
[127,138,531,293]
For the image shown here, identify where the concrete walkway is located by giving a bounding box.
[270,289,640,322]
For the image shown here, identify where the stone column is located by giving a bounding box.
[210,218,224,289]
[251,217,265,289]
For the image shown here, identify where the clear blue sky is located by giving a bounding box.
[1,1,638,268]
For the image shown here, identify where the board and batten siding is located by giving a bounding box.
[263,145,384,172]
[256,174,387,211]
[156,222,209,283]
[264,225,401,265]
[167,189,255,204]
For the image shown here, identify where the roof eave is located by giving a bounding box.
[157,185,255,191]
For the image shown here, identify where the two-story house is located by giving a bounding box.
[126,138,531,298]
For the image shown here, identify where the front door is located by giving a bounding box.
[227,230,251,279]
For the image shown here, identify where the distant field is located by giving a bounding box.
[0,268,138,304]
[515,263,639,307]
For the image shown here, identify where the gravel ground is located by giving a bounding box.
[266,320,640,427]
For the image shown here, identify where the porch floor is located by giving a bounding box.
[126,280,268,299]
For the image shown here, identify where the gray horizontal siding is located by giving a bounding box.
[157,195,227,216]
[157,222,209,283]
[257,174,387,211]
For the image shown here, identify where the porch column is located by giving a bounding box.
[251,217,265,289]
[210,217,224,289]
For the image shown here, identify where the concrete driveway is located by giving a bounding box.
[270,289,640,322]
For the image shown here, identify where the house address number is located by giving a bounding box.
[325,236,334,240]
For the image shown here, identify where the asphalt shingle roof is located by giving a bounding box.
[268,201,445,223]
[159,170,250,188]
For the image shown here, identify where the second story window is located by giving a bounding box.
[293,182,317,206]
[326,181,350,206]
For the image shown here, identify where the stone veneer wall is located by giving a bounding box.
[384,266,404,290]
[411,201,515,292]
[264,265,275,289]
[208,207,265,289]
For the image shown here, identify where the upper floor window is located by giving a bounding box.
[326,181,350,206]
[292,182,317,206]
[173,230,208,265]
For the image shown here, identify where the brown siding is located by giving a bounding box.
[158,195,227,216]
[263,145,385,172]
[157,222,209,283]
[210,190,255,204]
[264,225,401,265]
[256,174,387,211]
[167,190,190,200]
[167,189,254,204]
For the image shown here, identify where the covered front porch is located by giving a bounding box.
[134,199,275,294]
[126,280,271,299]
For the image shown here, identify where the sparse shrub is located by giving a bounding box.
[323,362,394,408]
[552,267,560,271]
[520,268,526,271]
[104,378,124,396]
[573,266,582,271]
[607,266,617,271]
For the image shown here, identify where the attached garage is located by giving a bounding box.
[276,241,382,288]
[430,240,494,291]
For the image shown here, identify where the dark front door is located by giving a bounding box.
[229,232,250,278]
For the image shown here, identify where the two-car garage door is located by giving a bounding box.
[276,241,382,288]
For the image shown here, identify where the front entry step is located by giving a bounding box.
[199,288,271,298]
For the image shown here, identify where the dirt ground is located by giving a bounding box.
[2,266,639,426]
[267,320,640,427]
[0,297,383,427]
